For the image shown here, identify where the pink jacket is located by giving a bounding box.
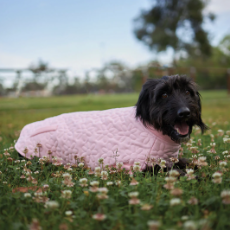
[15,107,180,170]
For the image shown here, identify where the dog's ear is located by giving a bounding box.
[136,79,160,126]
[196,92,209,133]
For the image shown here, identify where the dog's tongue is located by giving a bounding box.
[174,122,189,135]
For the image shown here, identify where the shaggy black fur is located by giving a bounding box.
[136,75,208,144]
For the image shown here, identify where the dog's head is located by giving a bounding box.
[136,75,208,143]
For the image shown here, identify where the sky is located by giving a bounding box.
[0,0,230,82]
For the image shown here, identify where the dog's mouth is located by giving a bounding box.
[174,121,189,136]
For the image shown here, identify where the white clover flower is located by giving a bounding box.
[3,181,7,184]
[210,143,216,147]
[226,130,230,135]
[61,190,72,199]
[115,180,121,186]
[169,170,179,177]
[65,210,73,216]
[128,191,139,198]
[24,193,31,198]
[101,171,108,176]
[183,220,197,230]
[222,151,229,155]
[134,162,140,166]
[34,171,39,174]
[78,162,84,167]
[79,178,88,187]
[165,177,177,183]
[90,181,99,187]
[186,169,194,175]
[212,172,222,178]
[98,158,104,164]
[45,201,59,209]
[147,220,161,228]
[219,161,227,167]
[116,162,123,168]
[95,167,101,173]
[106,181,113,186]
[63,173,72,179]
[98,187,108,194]
[181,216,189,221]
[221,190,230,198]
[223,138,230,143]
[43,184,49,189]
[170,198,181,206]
[67,167,72,171]
[133,165,141,172]
[159,159,166,168]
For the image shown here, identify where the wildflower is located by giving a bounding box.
[98,158,104,164]
[226,130,230,135]
[37,143,42,148]
[2,181,7,184]
[65,210,73,216]
[170,188,183,196]
[14,160,20,164]
[147,220,161,230]
[223,137,230,143]
[159,159,166,168]
[190,147,199,154]
[215,156,220,160]
[183,221,197,230]
[170,198,181,206]
[106,181,113,186]
[79,178,88,187]
[47,150,52,155]
[169,170,180,178]
[34,171,39,174]
[29,218,42,230]
[90,181,99,187]
[128,192,139,198]
[181,216,189,221]
[101,171,108,180]
[43,184,49,190]
[188,197,198,205]
[20,175,26,179]
[115,180,121,186]
[134,162,141,166]
[212,172,222,184]
[92,213,106,221]
[88,168,94,175]
[116,162,123,168]
[128,191,140,205]
[133,164,141,172]
[197,157,208,166]
[197,139,202,146]
[222,150,229,155]
[52,157,63,166]
[94,167,101,177]
[24,193,31,198]
[219,161,227,167]
[62,173,75,187]
[220,190,230,204]
[218,129,224,136]
[61,190,72,199]
[45,201,59,209]
[98,187,108,194]
[130,177,139,186]
[3,151,10,156]
[97,187,109,199]
[141,203,153,210]
[78,162,84,168]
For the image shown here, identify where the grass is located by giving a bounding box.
[0,90,230,230]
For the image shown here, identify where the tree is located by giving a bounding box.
[134,0,215,57]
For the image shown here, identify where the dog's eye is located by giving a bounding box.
[162,93,168,99]
[185,90,190,95]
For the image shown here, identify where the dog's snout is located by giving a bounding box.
[177,107,190,118]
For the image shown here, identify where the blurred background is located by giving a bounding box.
[0,0,230,97]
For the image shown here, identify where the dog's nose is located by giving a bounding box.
[177,107,190,118]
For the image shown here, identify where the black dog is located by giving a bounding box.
[137,75,208,174]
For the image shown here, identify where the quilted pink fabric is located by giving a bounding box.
[15,107,180,170]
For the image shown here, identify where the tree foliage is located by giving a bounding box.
[134,0,215,57]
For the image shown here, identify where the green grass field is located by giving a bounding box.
[0,91,230,230]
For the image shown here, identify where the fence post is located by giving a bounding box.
[190,67,196,82]
[227,69,230,94]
